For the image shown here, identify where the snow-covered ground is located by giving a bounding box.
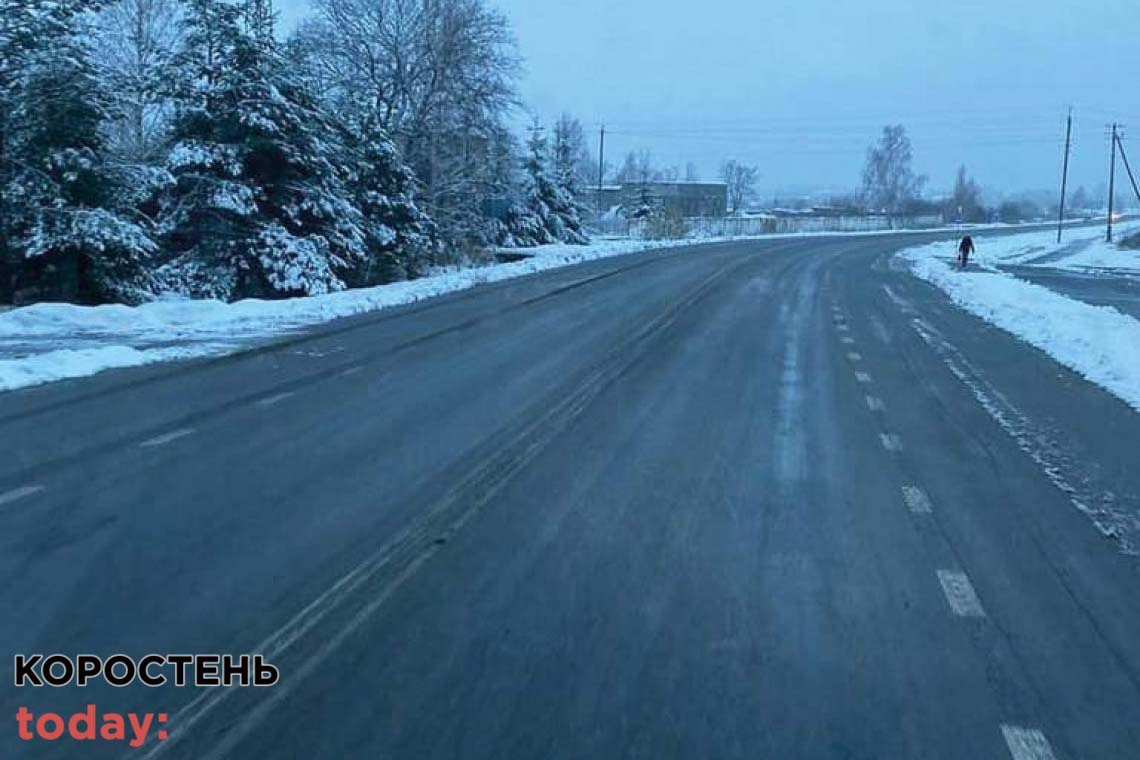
[0,221,1064,393]
[0,239,679,391]
[901,225,1140,412]
[948,223,1140,274]
[5,234,824,392]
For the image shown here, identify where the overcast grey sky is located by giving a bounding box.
[278,0,1139,200]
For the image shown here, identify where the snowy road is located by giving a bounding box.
[3,231,1140,759]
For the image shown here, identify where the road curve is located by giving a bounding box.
[2,231,1139,759]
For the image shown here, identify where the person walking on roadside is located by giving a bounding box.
[957,235,975,270]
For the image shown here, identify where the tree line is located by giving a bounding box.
[0,0,590,305]
[860,124,1108,227]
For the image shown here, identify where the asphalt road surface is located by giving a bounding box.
[1002,264,1140,319]
[3,230,1140,759]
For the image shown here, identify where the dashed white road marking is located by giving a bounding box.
[139,429,195,448]
[0,485,44,506]
[865,396,885,412]
[256,392,295,408]
[847,352,863,362]
[1001,726,1057,760]
[880,433,903,452]
[837,323,849,332]
[855,371,872,383]
[841,337,856,345]
[937,570,986,618]
[901,485,933,514]
[340,366,363,377]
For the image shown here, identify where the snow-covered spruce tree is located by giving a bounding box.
[342,114,437,285]
[531,123,588,245]
[0,0,157,304]
[295,0,519,253]
[499,202,549,248]
[624,183,656,222]
[551,114,593,218]
[159,0,367,300]
[474,125,523,248]
[500,123,588,248]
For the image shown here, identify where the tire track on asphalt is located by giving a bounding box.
[136,252,758,759]
[0,244,806,498]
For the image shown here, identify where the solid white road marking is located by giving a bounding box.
[256,392,295,408]
[855,372,872,383]
[880,434,903,452]
[139,429,195,448]
[0,485,44,506]
[197,548,436,760]
[847,352,863,362]
[865,396,885,412]
[882,284,916,314]
[1001,726,1057,760]
[901,485,933,514]
[937,570,986,618]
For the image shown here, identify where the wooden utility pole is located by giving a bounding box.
[1114,130,1140,209]
[597,124,606,216]
[1108,123,1118,243]
[1057,109,1072,243]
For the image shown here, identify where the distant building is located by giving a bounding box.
[582,185,624,215]
[583,181,729,218]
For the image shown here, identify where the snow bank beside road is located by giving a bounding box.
[902,231,1140,412]
[0,236,735,392]
[959,223,1140,273]
[0,345,223,392]
[0,221,1055,393]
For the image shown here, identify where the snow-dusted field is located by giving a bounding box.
[901,225,1140,413]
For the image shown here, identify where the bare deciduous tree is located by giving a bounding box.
[615,150,658,185]
[948,165,985,223]
[551,113,592,196]
[93,0,182,161]
[862,125,925,223]
[294,0,520,236]
[721,159,759,214]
